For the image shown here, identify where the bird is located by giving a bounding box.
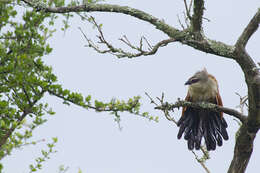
[177,68,228,151]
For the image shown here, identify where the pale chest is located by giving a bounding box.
[188,80,218,102]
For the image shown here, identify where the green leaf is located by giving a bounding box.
[52,137,58,143]
[0,120,5,128]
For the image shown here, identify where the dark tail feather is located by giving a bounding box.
[188,138,195,150]
[210,114,224,146]
[220,117,229,140]
[177,107,228,151]
[184,116,195,140]
[211,112,229,140]
[177,108,200,150]
[221,117,228,128]
[177,112,192,139]
[194,126,202,150]
[202,117,217,151]
[216,132,223,146]
[206,116,217,150]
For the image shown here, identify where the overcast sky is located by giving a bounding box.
[2,0,260,173]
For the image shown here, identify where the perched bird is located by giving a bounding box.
[177,68,228,151]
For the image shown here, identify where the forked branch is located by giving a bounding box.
[183,0,192,20]
[79,17,176,58]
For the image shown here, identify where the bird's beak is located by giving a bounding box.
[184,80,191,85]
[185,77,199,85]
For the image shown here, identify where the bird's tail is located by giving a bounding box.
[177,107,228,151]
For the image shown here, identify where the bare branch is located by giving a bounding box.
[78,27,111,54]
[177,14,186,30]
[79,17,176,58]
[192,150,210,173]
[155,99,247,123]
[145,92,176,123]
[144,92,159,106]
[183,0,192,20]
[21,0,237,60]
[142,36,153,50]
[236,8,260,48]
[188,0,193,14]
[191,0,205,33]
[235,93,248,115]
[22,1,181,38]
[154,93,177,124]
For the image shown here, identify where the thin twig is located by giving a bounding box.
[183,0,192,20]
[145,92,158,106]
[145,92,176,123]
[177,14,186,30]
[202,17,211,22]
[192,151,211,173]
[142,36,153,50]
[235,93,248,115]
[188,0,193,14]
[79,17,176,58]
[183,12,190,28]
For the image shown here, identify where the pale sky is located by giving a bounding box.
[2,0,260,173]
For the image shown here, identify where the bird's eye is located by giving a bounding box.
[191,78,199,84]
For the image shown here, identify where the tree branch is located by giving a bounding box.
[235,8,260,49]
[78,17,176,58]
[22,0,237,60]
[22,1,182,38]
[183,0,192,20]
[191,0,204,33]
[155,99,247,123]
[192,150,210,173]
[228,124,256,173]
[0,109,32,149]
[47,88,158,123]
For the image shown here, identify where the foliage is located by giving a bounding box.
[0,0,56,162]
[29,137,58,172]
[0,0,157,171]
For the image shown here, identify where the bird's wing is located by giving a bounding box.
[182,92,191,116]
[216,92,223,118]
[208,74,224,118]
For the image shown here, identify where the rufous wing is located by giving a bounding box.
[181,92,191,116]
[216,91,223,118]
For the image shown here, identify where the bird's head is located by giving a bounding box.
[185,68,209,86]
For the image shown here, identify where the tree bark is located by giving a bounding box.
[228,124,256,173]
